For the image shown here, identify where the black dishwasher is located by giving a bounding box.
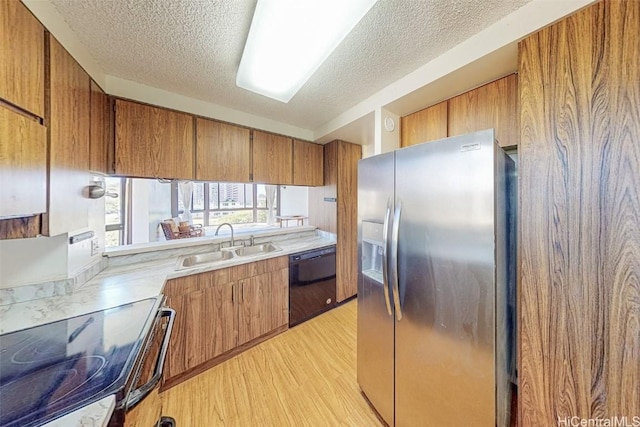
[289,245,337,326]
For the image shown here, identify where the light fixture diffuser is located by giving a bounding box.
[236,0,378,103]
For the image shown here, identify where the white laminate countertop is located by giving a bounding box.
[1,229,335,427]
[0,232,335,335]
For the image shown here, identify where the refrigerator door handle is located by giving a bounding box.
[391,200,402,321]
[381,199,393,316]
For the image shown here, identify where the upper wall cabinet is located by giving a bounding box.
[115,99,194,180]
[400,74,518,149]
[252,130,292,185]
[448,74,518,147]
[45,35,91,236]
[292,140,323,186]
[0,0,45,118]
[196,118,251,182]
[0,106,47,218]
[89,81,110,174]
[400,101,448,147]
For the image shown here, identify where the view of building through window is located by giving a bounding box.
[105,178,282,247]
[173,182,278,227]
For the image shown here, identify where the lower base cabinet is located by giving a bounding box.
[238,267,289,345]
[162,256,289,389]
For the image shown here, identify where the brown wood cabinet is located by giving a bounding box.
[399,74,518,149]
[0,0,45,118]
[448,74,518,147]
[195,118,251,182]
[0,106,47,218]
[292,139,324,186]
[89,80,110,173]
[519,1,640,424]
[252,130,292,184]
[309,140,361,302]
[238,267,288,345]
[163,256,289,389]
[44,35,91,236]
[400,101,448,147]
[115,99,194,179]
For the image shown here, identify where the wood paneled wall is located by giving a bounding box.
[308,140,361,302]
[519,1,640,424]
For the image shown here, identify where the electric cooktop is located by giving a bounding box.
[0,298,160,427]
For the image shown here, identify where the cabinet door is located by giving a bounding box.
[252,130,292,184]
[0,106,46,218]
[269,267,289,330]
[89,81,109,173]
[0,0,45,117]
[164,271,235,382]
[448,74,518,147]
[199,272,236,360]
[164,275,200,380]
[115,100,194,179]
[237,276,267,345]
[293,140,323,186]
[196,118,250,182]
[400,101,448,147]
[45,36,91,236]
[336,141,361,302]
[237,267,289,345]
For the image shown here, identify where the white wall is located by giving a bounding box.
[145,180,173,243]
[127,178,173,244]
[67,175,106,277]
[0,175,106,289]
[280,186,309,217]
[130,179,150,244]
[0,234,68,288]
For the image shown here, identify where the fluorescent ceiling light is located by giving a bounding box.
[236,0,378,103]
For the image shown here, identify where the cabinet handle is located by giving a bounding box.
[232,284,236,303]
[241,281,245,302]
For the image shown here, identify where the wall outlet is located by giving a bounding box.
[91,238,100,256]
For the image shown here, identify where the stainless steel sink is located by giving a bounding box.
[177,250,234,269]
[234,243,281,256]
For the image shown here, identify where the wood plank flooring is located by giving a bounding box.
[161,300,384,426]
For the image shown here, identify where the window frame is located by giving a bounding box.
[171,182,280,226]
[105,177,127,246]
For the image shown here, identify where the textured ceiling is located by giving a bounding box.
[49,0,531,130]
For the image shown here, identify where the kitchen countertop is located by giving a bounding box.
[0,229,334,335]
[0,228,335,426]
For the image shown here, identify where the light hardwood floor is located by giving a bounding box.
[161,300,384,426]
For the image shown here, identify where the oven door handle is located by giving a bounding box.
[126,308,176,410]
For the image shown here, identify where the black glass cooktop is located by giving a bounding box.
[0,298,160,427]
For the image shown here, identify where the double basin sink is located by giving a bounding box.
[177,243,281,270]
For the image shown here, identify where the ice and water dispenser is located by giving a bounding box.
[361,220,385,284]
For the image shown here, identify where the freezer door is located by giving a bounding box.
[357,151,395,426]
[393,130,497,426]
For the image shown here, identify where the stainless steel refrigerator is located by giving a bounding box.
[357,129,516,427]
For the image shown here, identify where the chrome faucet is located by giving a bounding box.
[214,223,235,247]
